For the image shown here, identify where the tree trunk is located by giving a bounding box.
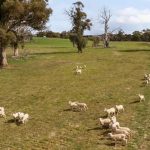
[14,47,19,57]
[0,47,8,67]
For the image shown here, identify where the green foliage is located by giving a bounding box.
[67,1,92,52]
[0,28,16,47]
[92,36,100,47]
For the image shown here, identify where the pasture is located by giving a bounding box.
[0,37,150,149]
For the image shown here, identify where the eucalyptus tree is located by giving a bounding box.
[67,1,92,53]
[0,0,52,67]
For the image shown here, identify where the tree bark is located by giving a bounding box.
[13,47,19,57]
[0,47,8,67]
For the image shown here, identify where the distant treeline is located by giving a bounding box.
[36,29,150,42]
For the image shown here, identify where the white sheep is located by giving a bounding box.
[68,101,79,111]
[117,126,131,134]
[109,122,120,130]
[12,112,29,124]
[76,102,88,111]
[0,107,6,118]
[104,107,116,116]
[115,105,124,114]
[75,66,82,75]
[112,126,130,139]
[108,133,127,146]
[138,94,145,102]
[110,116,117,123]
[21,113,29,124]
[99,118,111,127]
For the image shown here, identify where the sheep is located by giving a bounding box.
[145,79,149,85]
[12,112,29,124]
[138,94,145,102]
[104,107,116,116]
[75,66,82,75]
[109,122,120,130]
[76,102,88,111]
[99,118,111,127]
[108,133,127,146]
[115,105,124,114]
[109,116,117,123]
[0,107,6,118]
[79,65,86,69]
[112,126,130,139]
[68,101,79,111]
[20,113,29,124]
[144,74,148,80]
[117,126,131,134]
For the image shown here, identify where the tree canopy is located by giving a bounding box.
[66,1,92,53]
[0,0,52,67]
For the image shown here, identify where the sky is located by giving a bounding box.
[47,0,150,35]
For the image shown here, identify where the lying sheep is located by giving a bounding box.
[0,107,6,118]
[99,118,111,127]
[104,107,116,117]
[138,94,145,102]
[115,105,124,114]
[108,133,127,146]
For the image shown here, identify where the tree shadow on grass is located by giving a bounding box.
[31,51,77,56]
[118,49,150,53]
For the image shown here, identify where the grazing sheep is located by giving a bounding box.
[104,107,116,116]
[0,107,6,118]
[68,101,79,111]
[76,102,88,111]
[108,133,127,146]
[99,118,111,127]
[115,105,124,114]
[138,94,145,102]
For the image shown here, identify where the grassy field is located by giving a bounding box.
[0,37,150,150]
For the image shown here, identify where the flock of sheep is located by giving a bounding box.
[0,66,147,148]
[68,69,147,147]
[0,107,29,124]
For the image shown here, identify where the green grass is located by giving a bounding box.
[0,37,150,149]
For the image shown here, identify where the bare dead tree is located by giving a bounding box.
[100,7,112,48]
